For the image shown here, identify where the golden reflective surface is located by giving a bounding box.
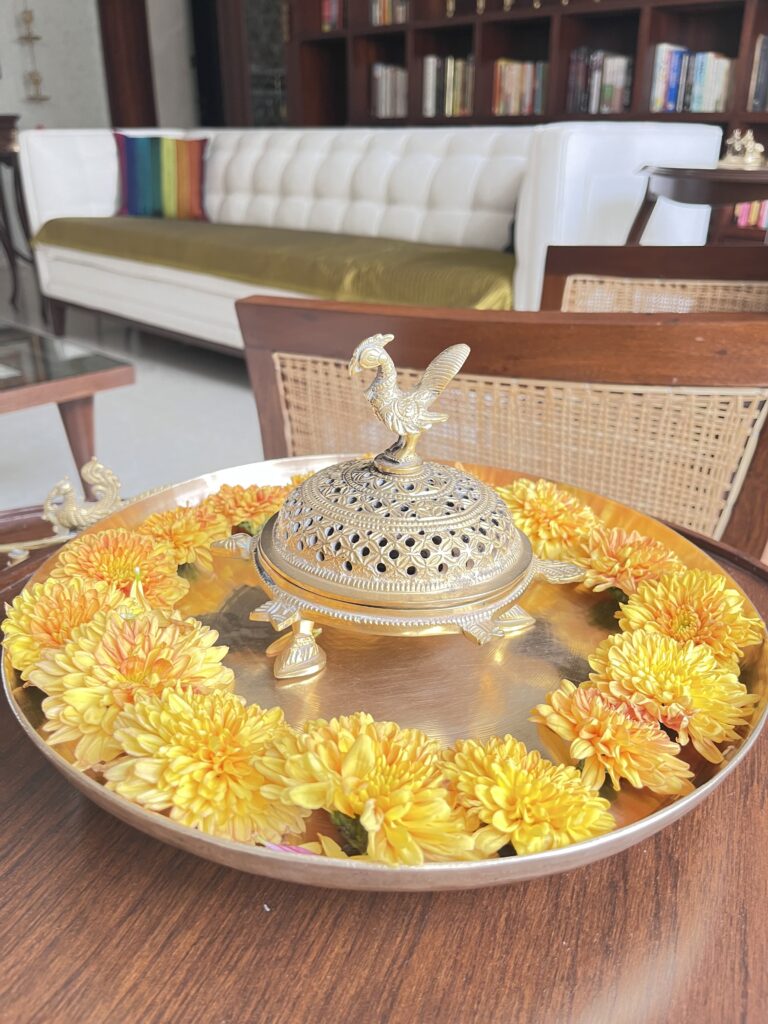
[4,457,767,891]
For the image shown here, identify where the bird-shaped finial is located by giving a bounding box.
[348,334,470,473]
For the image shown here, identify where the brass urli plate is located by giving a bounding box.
[4,457,767,892]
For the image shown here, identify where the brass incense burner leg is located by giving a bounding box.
[265,620,326,680]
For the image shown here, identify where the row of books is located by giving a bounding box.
[422,55,475,118]
[566,49,633,114]
[649,44,731,113]
[371,62,408,118]
[320,0,343,32]
[369,0,408,25]
[748,35,768,111]
[734,200,768,231]
[492,59,547,117]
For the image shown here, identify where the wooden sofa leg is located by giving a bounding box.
[48,298,67,336]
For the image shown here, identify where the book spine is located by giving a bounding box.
[534,62,546,116]
[422,55,437,117]
[492,60,501,115]
[753,36,768,111]
[691,53,705,112]
[650,44,669,112]
[682,54,696,111]
[465,55,475,115]
[665,49,685,112]
[444,56,454,117]
[676,53,689,112]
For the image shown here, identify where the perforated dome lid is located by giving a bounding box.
[257,457,529,609]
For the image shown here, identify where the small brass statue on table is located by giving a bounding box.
[719,129,765,169]
[215,337,585,680]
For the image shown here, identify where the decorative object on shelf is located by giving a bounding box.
[16,6,49,103]
[719,128,766,169]
[214,336,584,680]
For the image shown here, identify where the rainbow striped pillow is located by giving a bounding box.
[115,134,207,219]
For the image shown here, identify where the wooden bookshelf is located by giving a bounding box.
[284,0,768,139]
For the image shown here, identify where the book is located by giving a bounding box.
[371,63,408,118]
[749,34,768,110]
[651,44,732,113]
[664,49,685,112]
[566,48,631,114]
[422,54,474,118]
[492,58,548,116]
[370,0,408,26]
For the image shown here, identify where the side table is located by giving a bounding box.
[627,165,768,244]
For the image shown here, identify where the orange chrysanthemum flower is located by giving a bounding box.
[589,631,758,763]
[31,609,234,769]
[258,711,473,865]
[202,484,288,534]
[137,505,230,571]
[531,680,694,794]
[104,687,307,843]
[2,576,124,681]
[575,525,682,596]
[495,478,598,560]
[50,528,188,608]
[618,568,763,667]
[441,735,615,856]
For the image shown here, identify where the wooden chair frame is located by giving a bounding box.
[540,246,768,311]
[237,296,768,559]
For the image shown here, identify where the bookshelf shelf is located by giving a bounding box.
[285,0,768,140]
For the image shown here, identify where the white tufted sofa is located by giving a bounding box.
[20,122,721,349]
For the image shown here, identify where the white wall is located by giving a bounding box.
[0,0,110,129]
[146,0,199,128]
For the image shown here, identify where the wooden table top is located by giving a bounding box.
[1,513,766,1024]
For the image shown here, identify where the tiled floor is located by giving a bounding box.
[0,264,264,508]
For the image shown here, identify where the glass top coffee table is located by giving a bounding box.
[0,320,135,495]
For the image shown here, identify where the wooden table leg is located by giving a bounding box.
[58,396,95,498]
[0,219,18,307]
[626,191,657,244]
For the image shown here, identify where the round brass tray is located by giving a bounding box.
[3,457,767,891]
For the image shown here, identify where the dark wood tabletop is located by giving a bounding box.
[1,511,766,1024]
[627,163,768,244]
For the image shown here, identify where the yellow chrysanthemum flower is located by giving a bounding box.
[202,484,288,534]
[574,525,683,596]
[31,609,234,769]
[258,711,473,866]
[137,505,230,571]
[618,568,763,667]
[105,688,307,843]
[442,736,615,856]
[531,680,694,794]
[589,631,758,763]
[2,576,124,681]
[495,478,598,560]
[50,528,188,608]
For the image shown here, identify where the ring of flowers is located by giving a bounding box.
[2,474,762,867]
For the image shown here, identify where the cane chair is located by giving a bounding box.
[237,297,768,560]
[541,246,768,314]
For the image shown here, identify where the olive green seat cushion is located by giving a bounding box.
[34,217,516,310]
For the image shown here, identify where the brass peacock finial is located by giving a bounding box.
[348,334,469,473]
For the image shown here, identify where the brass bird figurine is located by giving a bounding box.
[348,333,470,472]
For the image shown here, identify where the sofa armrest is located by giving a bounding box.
[513,122,723,311]
[18,130,124,237]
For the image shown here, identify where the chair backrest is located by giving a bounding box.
[273,352,766,541]
[238,297,768,560]
[542,246,768,313]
